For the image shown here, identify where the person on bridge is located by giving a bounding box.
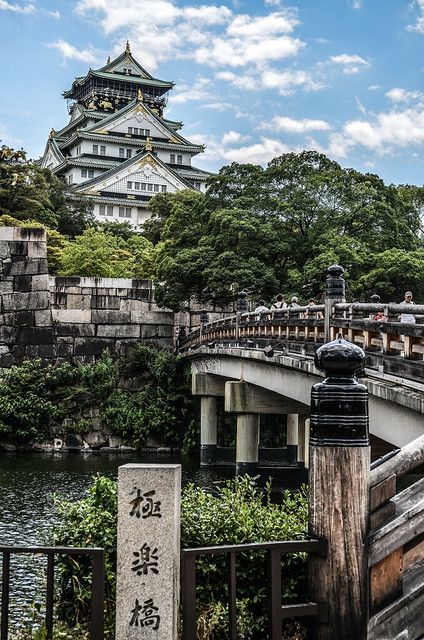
[399,291,416,324]
[305,298,323,319]
[254,299,269,313]
[271,293,287,310]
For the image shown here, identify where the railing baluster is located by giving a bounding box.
[1,551,10,640]
[91,551,105,640]
[267,548,282,640]
[181,552,196,640]
[45,553,54,640]
[228,552,237,640]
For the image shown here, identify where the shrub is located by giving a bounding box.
[52,475,308,639]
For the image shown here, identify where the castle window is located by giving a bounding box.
[194,182,201,189]
[107,205,113,216]
[147,184,153,192]
[128,127,133,134]
[134,182,140,190]
[126,149,132,159]
[68,174,73,184]
[99,205,105,215]
[177,155,183,165]
[140,183,146,190]
[100,145,106,156]
[170,154,175,164]
[133,127,139,135]
[119,206,132,218]
[81,169,94,178]
[123,67,131,75]
[119,148,125,158]
[76,146,81,155]
[153,184,159,192]
[161,185,167,192]
[92,144,98,154]
[127,181,133,189]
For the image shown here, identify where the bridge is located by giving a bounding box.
[180,266,424,639]
[181,265,424,473]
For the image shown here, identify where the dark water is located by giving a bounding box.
[0,450,232,629]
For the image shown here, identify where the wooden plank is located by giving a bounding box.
[370,474,396,511]
[370,434,424,487]
[368,488,424,567]
[370,501,396,532]
[370,548,403,614]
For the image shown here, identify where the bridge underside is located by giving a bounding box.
[189,348,424,449]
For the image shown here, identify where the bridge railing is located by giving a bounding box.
[180,302,424,383]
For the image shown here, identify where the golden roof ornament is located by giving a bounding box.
[137,89,144,102]
[145,137,153,152]
[125,40,131,54]
[49,128,56,138]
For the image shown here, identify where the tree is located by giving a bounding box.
[59,229,136,277]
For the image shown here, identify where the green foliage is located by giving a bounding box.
[52,475,308,639]
[151,151,424,308]
[0,347,194,449]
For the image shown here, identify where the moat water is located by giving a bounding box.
[0,450,232,630]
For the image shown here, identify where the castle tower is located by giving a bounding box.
[40,43,211,228]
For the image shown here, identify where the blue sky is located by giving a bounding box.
[1,0,424,185]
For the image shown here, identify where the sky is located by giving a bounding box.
[1,0,424,185]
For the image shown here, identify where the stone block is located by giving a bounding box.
[74,338,114,356]
[32,275,50,291]
[108,288,117,296]
[35,310,52,326]
[0,242,11,259]
[120,299,150,314]
[38,344,56,358]
[0,228,14,241]
[97,325,140,338]
[67,294,91,310]
[92,310,131,324]
[116,464,181,640]
[131,311,174,325]
[9,241,28,256]
[0,326,17,344]
[54,276,81,288]
[1,259,12,276]
[10,258,48,276]
[0,281,13,294]
[82,288,93,294]
[27,241,47,258]
[18,326,54,345]
[14,227,46,242]
[56,337,74,357]
[2,291,50,311]
[0,352,14,367]
[25,345,39,357]
[14,275,32,292]
[84,431,108,449]
[51,309,92,324]
[140,324,174,339]
[54,323,95,337]
[91,295,121,310]
[15,311,35,326]
[63,433,83,450]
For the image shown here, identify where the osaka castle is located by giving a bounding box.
[40,42,211,227]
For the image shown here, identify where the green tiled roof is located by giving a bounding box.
[64,70,173,97]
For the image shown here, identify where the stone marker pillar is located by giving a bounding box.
[200,396,218,465]
[116,464,181,640]
[236,414,260,475]
[286,414,298,464]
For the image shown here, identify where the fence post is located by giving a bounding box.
[308,337,370,640]
[115,464,181,640]
[324,265,345,343]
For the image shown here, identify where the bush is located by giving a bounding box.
[0,346,195,449]
[52,475,308,639]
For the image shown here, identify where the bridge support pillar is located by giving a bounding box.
[297,414,308,466]
[200,396,218,466]
[287,413,298,464]
[236,414,260,475]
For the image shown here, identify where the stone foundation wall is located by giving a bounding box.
[0,227,174,367]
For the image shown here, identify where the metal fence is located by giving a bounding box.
[0,546,104,640]
[181,539,327,640]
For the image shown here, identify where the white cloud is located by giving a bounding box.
[215,71,257,90]
[204,102,234,111]
[46,39,99,64]
[265,0,283,5]
[221,130,250,145]
[265,116,330,133]
[0,0,34,13]
[168,85,213,104]
[407,0,424,33]
[227,11,298,37]
[386,87,422,102]
[182,5,232,24]
[261,68,324,94]
[343,65,360,75]
[329,53,370,75]
[351,0,362,9]
[43,8,60,18]
[223,137,293,163]
[368,85,380,91]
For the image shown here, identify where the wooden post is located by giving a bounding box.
[308,337,370,640]
[324,264,346,343]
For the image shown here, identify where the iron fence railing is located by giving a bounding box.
[0,546,104,640]
[181,539,327,640]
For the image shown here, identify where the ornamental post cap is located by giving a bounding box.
[370,294,381,303]
[315,336,365,377]
[327,264,344,278]
[237,291,248,298]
